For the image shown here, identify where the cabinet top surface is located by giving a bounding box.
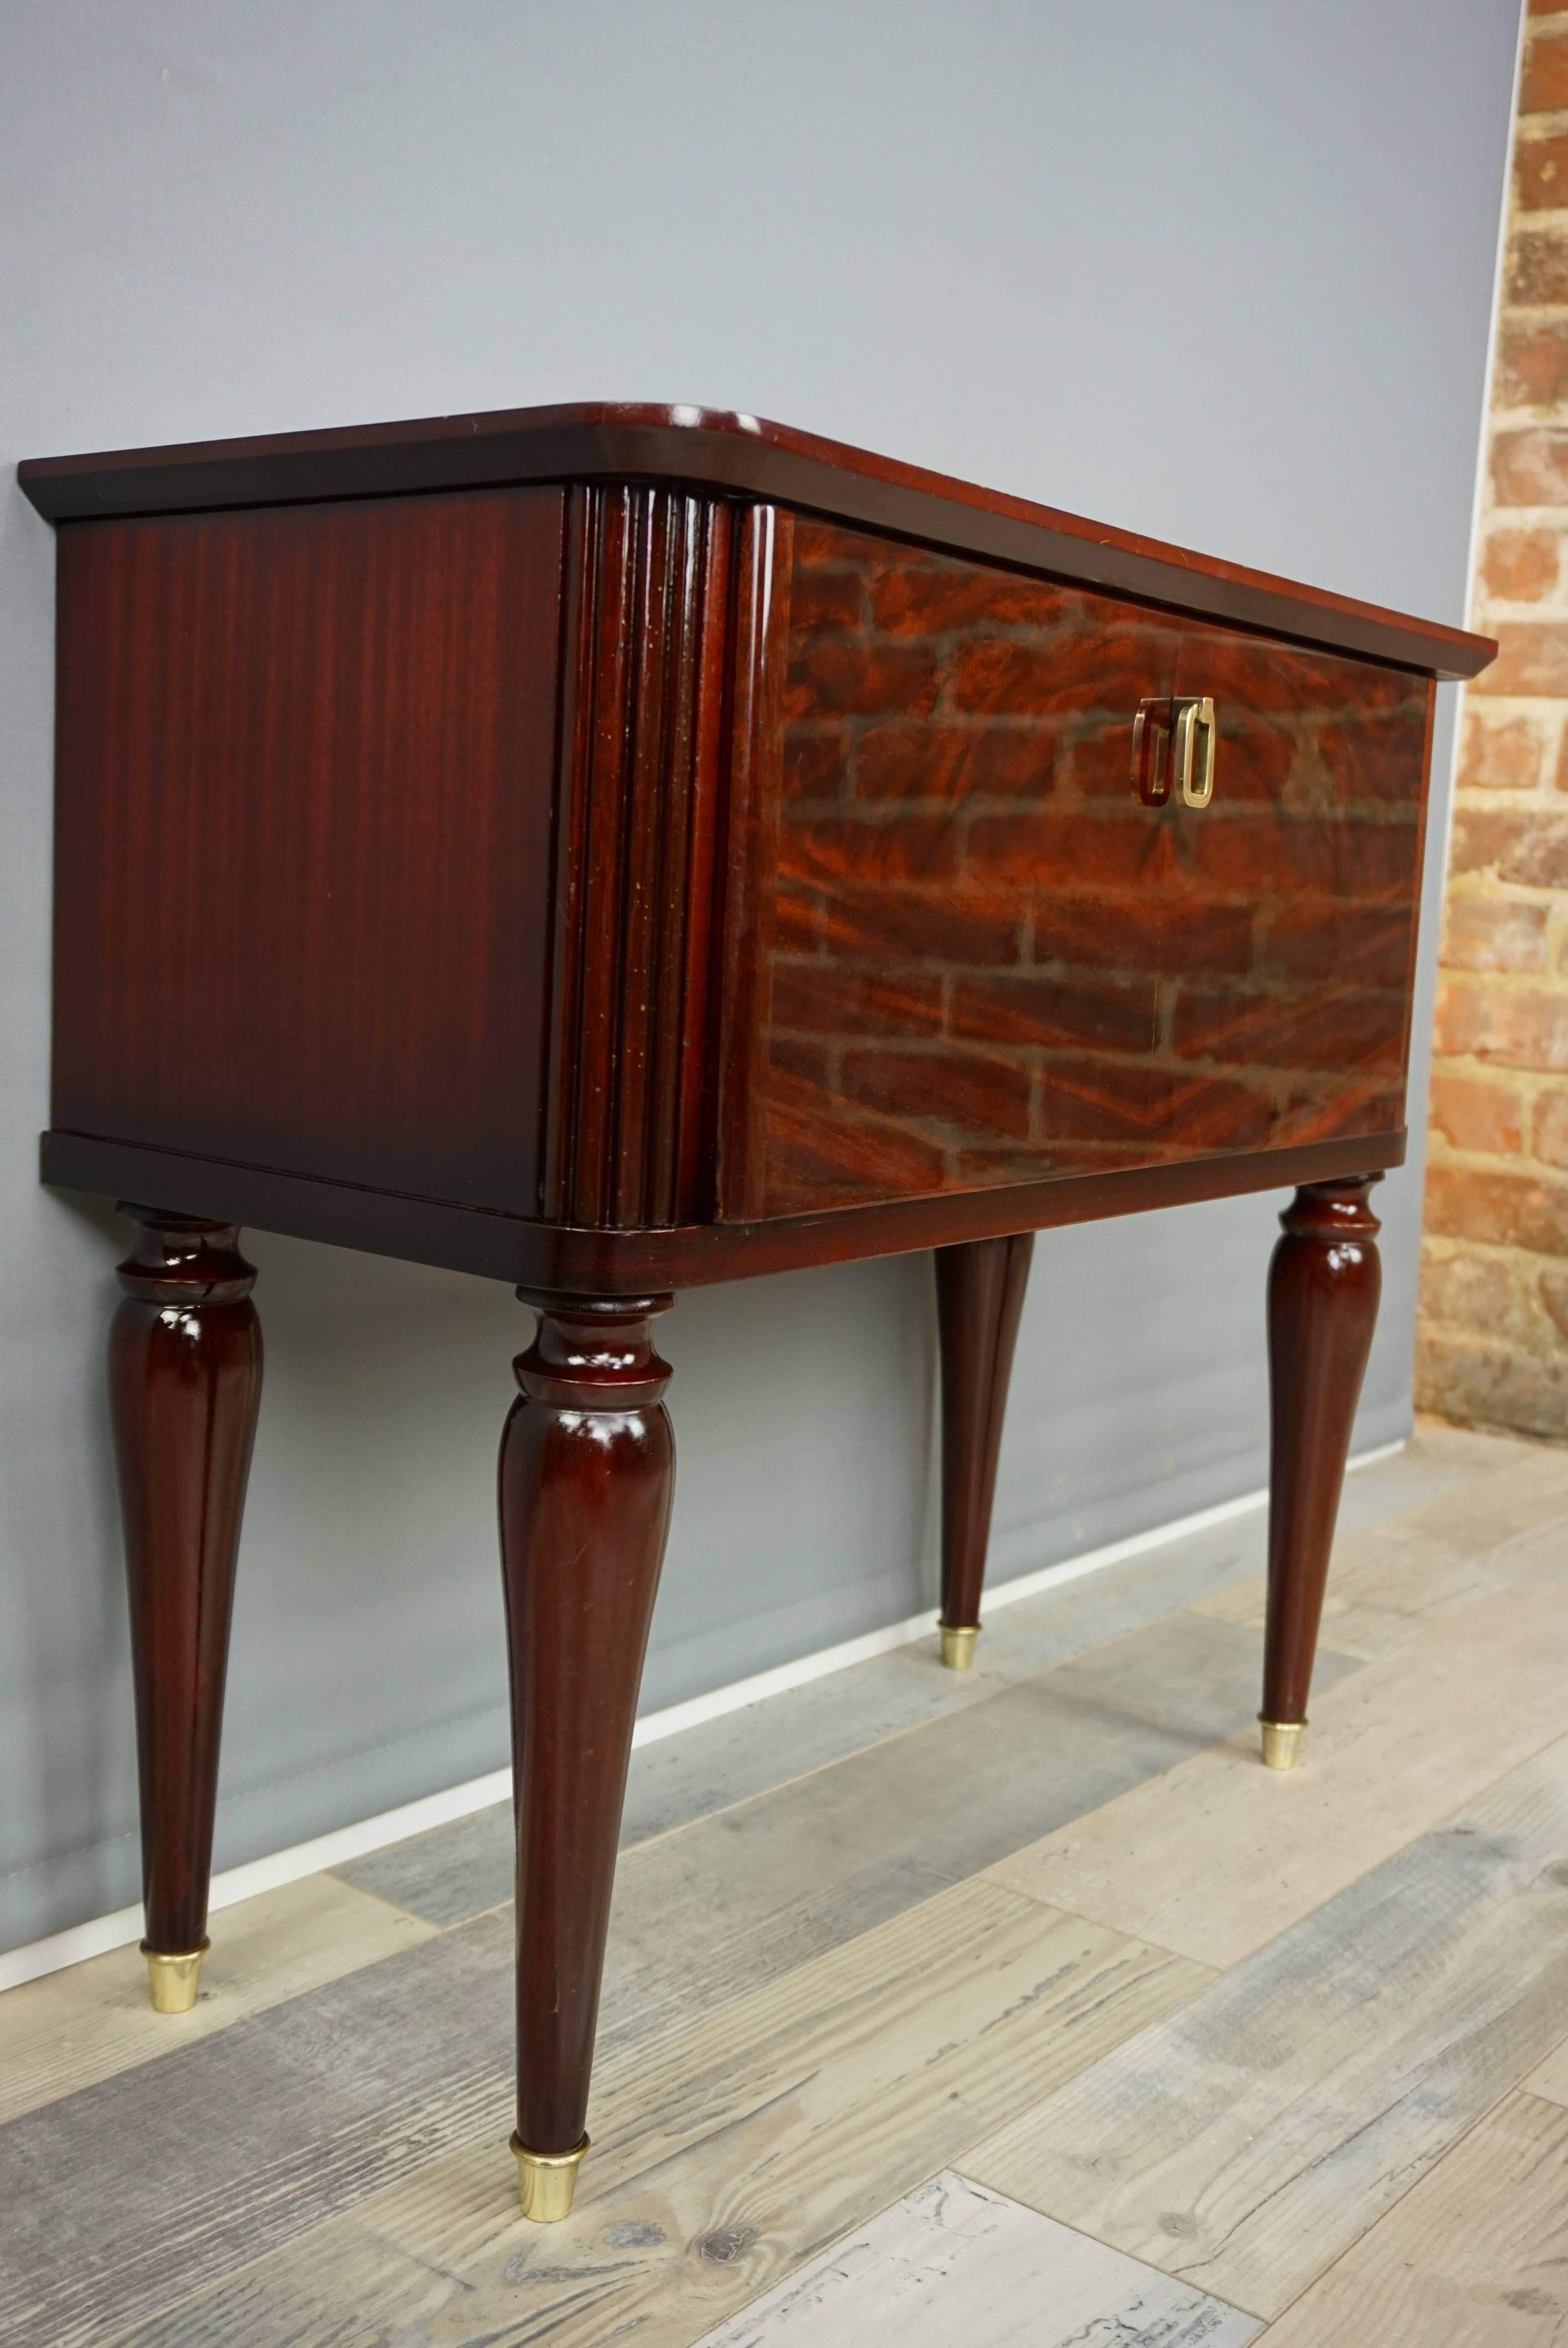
[19,400,1492,679]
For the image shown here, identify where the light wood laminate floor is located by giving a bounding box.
[3,1418,1566,2345]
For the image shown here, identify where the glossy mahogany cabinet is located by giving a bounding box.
[22,403,1492,2218]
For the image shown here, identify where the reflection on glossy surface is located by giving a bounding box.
[762,521,1430,1215]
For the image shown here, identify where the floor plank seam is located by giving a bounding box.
[328,1593,1287,1919]
[605,1616,1240,1866]
[936,2168,1268,2332]
[983,1597,1568,1979]
[318,1876,447,1930]
[956,1724,1568,2326]
[1241,2080,1568,2336]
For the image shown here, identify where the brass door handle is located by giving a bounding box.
[1172,696,1217,807]
[1131,697,1173,805]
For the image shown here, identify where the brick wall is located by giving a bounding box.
[1418,8,1568,1439]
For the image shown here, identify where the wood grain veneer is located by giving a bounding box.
[52,487,564,1207]
[764,522,1432,1216]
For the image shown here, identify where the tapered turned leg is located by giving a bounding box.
[109,1208,262,2009]
[499,1291,675,2221]
[935,1233,1034,1669]
[1261,1176,1382,1769]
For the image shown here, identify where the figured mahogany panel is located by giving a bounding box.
[53,488,565,1208]
[761,522,1431,1216]
[542,485,733,1228]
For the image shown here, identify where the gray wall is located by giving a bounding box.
[0,0,1519,1950]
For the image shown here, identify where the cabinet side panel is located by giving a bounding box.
[51,488,565,1209]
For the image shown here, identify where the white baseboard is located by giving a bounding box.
[0,1437,1402,1995]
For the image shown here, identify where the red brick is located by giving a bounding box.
[1428,1069,1524,1154]
[1448,809,1568,887]
[768,961,942,1039]
[1542,1268,1568,1342]
[1433,980,1568,1072]
[789,567,864,637]
[1523,27,1568,113]
[868,562,1060,636]
[1519,131,1568,209]
[1424,1162,1568,1253]
[838,1045,1031,1141]
[782,641,938,721]
[1505,228,1568,307]
[1440,895,1549,971]
[1420,1245,1514,1329]
[1491,432,1568,506]
[1535,1089,1568,1167]
[854,720,1052,802]
[1498,322,1568,408]
[1457,714,1542,792]
[1482,526,1560,601]
[1469,621,1568,697]
[1416,1329,1568,1442]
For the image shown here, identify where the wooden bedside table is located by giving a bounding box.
[19,403,1493,2218]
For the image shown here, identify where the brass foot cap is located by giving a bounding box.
[940,1623,980,1671]
[142,1939,209,2013]
[511,2131,589,2222]
[1260,1718,1306,1772]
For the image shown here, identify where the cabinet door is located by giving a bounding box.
[1163,616,1432,1153]
[757,520,1428,1218]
